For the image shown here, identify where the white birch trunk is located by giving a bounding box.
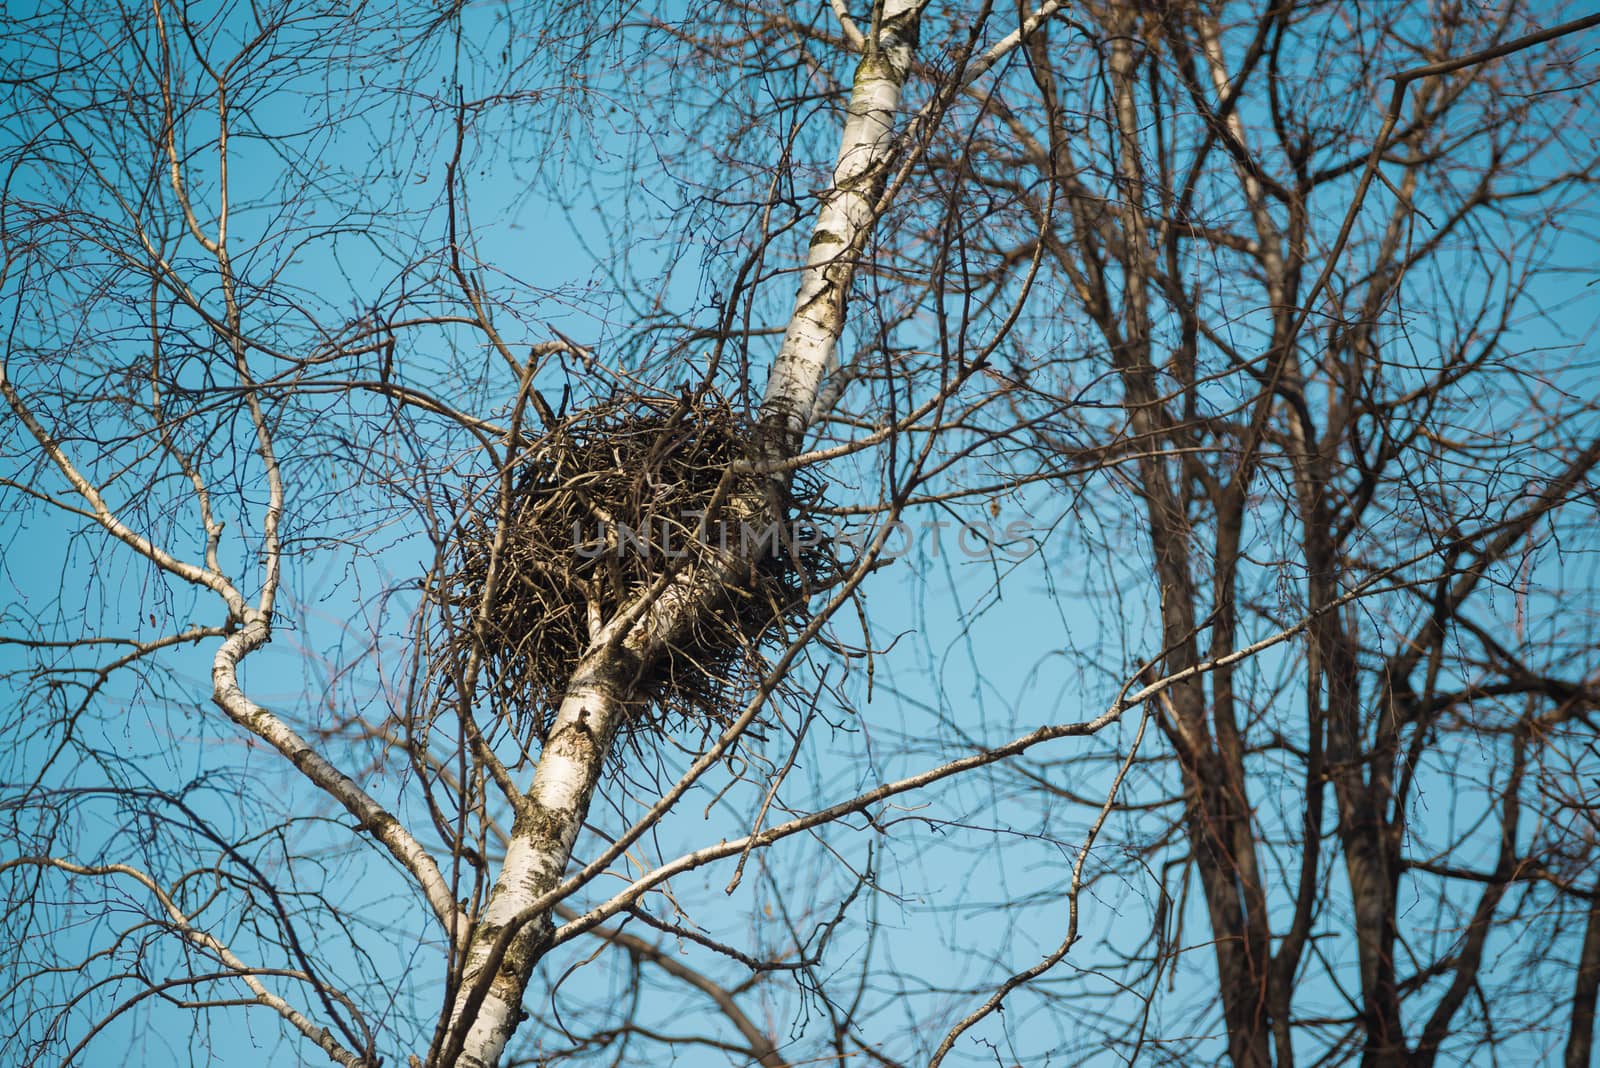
[443,650,630,1068]
[758,0,922,445]
[442,6,924,1066]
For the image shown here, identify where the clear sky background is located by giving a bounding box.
[3,1,1599,1065]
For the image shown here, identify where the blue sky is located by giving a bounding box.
[3,1,1600,1066]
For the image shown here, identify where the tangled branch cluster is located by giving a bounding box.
[431,390,833,749]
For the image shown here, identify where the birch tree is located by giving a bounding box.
[0,2,1096,1066]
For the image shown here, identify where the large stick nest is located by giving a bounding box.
[432,391,834,747]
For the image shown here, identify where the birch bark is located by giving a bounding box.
[759,0,922,444]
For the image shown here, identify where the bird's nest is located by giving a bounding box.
[429,390,834,748]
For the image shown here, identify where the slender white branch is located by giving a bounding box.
[960,0,1068,88]
[0,358,248,618]
[213,618,464,945]
[828,0,865,51]
[2,856,370,1068]
[1,350,458,952]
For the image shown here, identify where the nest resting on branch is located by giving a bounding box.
[433,391,833,745]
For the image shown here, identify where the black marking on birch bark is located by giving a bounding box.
[796,277,841,316]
